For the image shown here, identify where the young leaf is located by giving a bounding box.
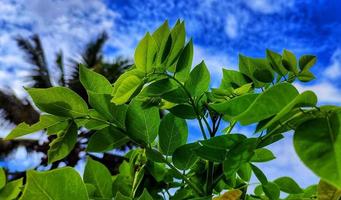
[297,70,316,82]
[274,176,303,194]
[185,61,210,97]
[6,115,67,140]
[299,55,316,71]
[125,100,160,144]
[251,148,276,162]
[294,110,341,188]
[159,113,188,155]
[134,33,158,73]
[137,189,153,200]
[262,182,280,200]
[282,49,298,73]
[111,74,142,105]
[152,20,171,65]
[175,39,193,82]
[47,121,78,163]
[172,143,200,170]
[84,157,113,198]
[26,87,88,117]
[20,167,88,200]
[235,83,299,125]
[87,126,129,152]
[266,49,287,76]
[79,64,112,94]
[220,69,251,89]
[0,168,5,189]
[0,178,23,200]
[166,21,186,67]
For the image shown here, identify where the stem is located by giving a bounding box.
[206,161,214,195]
[225,120,237,134]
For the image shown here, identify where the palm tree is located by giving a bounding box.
[0,32,132,178]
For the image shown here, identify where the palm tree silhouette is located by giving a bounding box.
[0,32,132,179]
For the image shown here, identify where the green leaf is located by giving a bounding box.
[238,163,252,182]
[142,78,178,97]
[172,143,200,170]
[266,49,287,76]
[85,183,96,197]
[111,74,143,105]
[134,33,158,73]
[159,113,188,155]
[6,115,67,139]
[166,21,186,67]
[297,70,316,82]
[221,69,251,89]
[27,87,88,117]
[274,176,303,194]
[263,182,280,200]
[152,20,171,65]
[299,55,316,71]
[161,87,189,103]
[251,148,276,162]
[138,189,153,200]
[115,192,132,200]
[282,49,298,73]
[0,178,23,200]
[145,148,165,163]
[79,64,112,94]
[317,180,341,200]
[253,68,274,83]
[257,90,317,133]
[20,167,88,200]
[169,104,196,119]
[200,134,246,150]
[87,126,129,152]
[125,100,160,144]
[235,83,299,125]
[84,157,112,198]
[0,168,5,190]
[88,92,127,127]
[294,110,341,188]
[175,39,193,81]
[47,121,78,163]
[195,146,226,162]
[251,164,268,184]
[185,61,210,97]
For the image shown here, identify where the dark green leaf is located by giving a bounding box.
[297,70,316,82]
[274,176,303,194]
[84,157,112,198]
[263,182,280,200]
[299,55,316,71]
[175,39,193,81]
[27,87,88,117]
[159,113,188,155]
[125,100,160,144]
[282,49,298,73]
[169,104,196,119]
[142,78,178,97]
[166,21,185,67]
[251,148,276,162]
[20,167,88,200]
[238,163,252,182]
[221,69,251,89]
[251,164,268,184]
[162,87,189,103]
[172,143,200,170]
[137,189,153,200]
[47,121,78,163]
[266,49,287,76]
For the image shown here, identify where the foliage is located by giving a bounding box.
[4,20,341,200]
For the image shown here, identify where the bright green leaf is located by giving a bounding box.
[297,70,316,82]
[138,189,153,200]
[185,61,210,97]
[299,55,316,71]
[282,49,298,73]
[274,176,303,194]
[134,33,158,73]
[251,148,276,162]
[266,49,287,76]
[166,21,185,67]
[79,64,112,94]
[0,168,5,190]
[111,74,143,105]
[221,69,251,89]
[0,178,23,200]
[175,39,193,81]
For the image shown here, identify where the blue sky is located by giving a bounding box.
[0,0,340,191]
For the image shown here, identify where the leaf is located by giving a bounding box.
[299,55,316,71]
[87,126,129,152]
[0,178,23,200]
[115,192,132,200]
[138,189,153,200]
[134,33,158,73]
[88,92,127,127]
[294,110,341,188]
[185,61,210,97]
[251,164,268,184]
[47,121,78,163]
[172,143,200,170]
[84,157,112,198]
[79,64,112,94]
[169,104,196,119]
[256,90,317,133]
[200,134,246,150]
[213,190,242,200]
[166,21,186,67]
[297,70,316,82]
[152,20,171,65]
[235,83,299,125]
[159,113,188,155]
[266,49,287,76]
[145,148,165,163]
[0,168,5,189]
[253,68,274,83]
[238,163,252,182]
[20,167,88,200]
[111,74,143,105]
[274,176,303,194]
[317,180,341,200]
[251,148,276,162]
[142,78,178,97]
[162,87,189,103]
[282,49,298,73]
[85,183,96,197]
[221,69,251,89]
[175,39,193,81]
[195,146,226,162]
[125,100,160,144]
[27,87,88,117]
[262,182,280,200]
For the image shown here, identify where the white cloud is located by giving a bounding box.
[224,10,250,40]
[243,0,295,14]
[324,48,341,79]
[295,81,341,104]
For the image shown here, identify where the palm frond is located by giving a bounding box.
[55,50,66,86]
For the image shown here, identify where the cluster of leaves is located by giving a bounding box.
[4,20,341,200]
